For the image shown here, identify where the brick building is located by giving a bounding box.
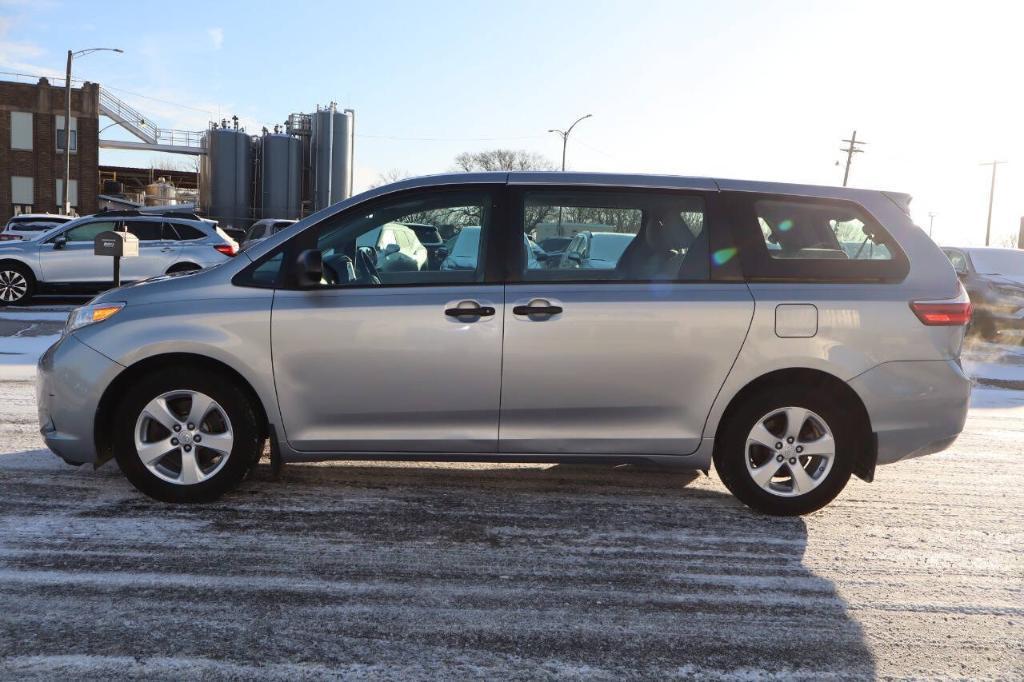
[0,77,100,225]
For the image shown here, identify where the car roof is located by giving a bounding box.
[8,213,71,220]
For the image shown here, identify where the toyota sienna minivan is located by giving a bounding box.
[37,172,972,515]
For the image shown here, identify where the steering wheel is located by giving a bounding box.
[355,246,382,285]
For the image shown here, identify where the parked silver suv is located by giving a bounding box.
[36,173,972,515]
[0,210,237,304]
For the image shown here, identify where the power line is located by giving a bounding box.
[839,129,867,187]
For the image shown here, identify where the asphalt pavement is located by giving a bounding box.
[0,371,1021,679]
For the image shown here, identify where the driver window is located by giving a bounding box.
[313,191,492,287]
[62,220,116,243]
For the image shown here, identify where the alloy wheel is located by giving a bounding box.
[744,406,836,497]
[134,390,234,485]
[0,269,28,303]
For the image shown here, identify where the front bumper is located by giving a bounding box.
[849,359,972,466]
[36,334,124,465]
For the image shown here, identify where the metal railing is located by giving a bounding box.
[99,87,204,149]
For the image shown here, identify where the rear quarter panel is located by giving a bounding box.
[702,185,965,439]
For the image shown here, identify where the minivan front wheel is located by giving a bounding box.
[113,367,262,502]
[714,386,854,515]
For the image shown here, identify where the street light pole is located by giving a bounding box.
[62,47,122,215]
[548,114,592,172]
[928,212,936,238]
[980,160,1006,247]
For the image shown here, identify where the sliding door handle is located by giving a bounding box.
[512,304,563,316]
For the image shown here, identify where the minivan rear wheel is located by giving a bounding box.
[714,385,854,515]
[113,367,262,502]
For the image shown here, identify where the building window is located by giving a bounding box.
[55,179,79,209]
[11,176,34,205]
[10,112,32,150]
[55,115,77,153]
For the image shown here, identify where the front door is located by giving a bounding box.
[500,186,754,456]
[39,219,118,284]
[271,186,505,453]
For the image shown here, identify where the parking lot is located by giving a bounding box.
[0,306,1020,679]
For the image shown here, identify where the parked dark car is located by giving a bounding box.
[403,223,448,269]
[942,246,1024,340]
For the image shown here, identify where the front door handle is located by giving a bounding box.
[513,304,563,316]
[445,303,495,318]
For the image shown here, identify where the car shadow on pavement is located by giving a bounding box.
[0,455,876,678]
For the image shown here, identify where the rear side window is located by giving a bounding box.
[518,190,709,282]
[123,220,163,241]
[730,194,908,282]
[164,223,205,240]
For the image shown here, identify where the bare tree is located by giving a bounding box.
[369,168,412,189]
[453,149,556,172]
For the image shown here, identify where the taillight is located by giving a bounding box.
[909,301,972,326]
[214,243,237,257]
[0,234,22,241]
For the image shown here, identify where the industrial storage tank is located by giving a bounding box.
[200,125,253,229]
[144,177,177,206]
[310,105,354,210]
[260,133,301,219]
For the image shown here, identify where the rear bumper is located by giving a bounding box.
[36,334,124,465]
[849,359,972,465]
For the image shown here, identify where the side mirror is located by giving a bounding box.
[436,246,449,259]
[384,243,401,257]
[295,249,323,288]
[567,252,581,262]
[536,251,549,262]
[53,235,68,250]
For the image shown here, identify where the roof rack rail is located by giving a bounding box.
[94,208,204,221]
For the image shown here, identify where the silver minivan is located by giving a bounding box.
[37,173,972,515]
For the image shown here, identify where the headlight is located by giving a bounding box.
[65,302,125,334]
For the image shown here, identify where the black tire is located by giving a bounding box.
[0,262,35,306]
[714,385,855,516]
[166,262,201,274]
[113,366,263,503]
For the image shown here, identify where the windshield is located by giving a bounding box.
[970,250,1024,275]
[450,226,480,257]
[590,233,633,262]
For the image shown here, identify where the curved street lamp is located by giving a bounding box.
[63,47,123,214]
[548,114,592,172]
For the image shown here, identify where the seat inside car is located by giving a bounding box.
[616,208,707,280]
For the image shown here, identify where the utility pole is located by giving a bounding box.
[980,160,1006,247]
[548,114,592,171]
[839,130,867,187]
[62,47,122,215]
[928,212,936,238]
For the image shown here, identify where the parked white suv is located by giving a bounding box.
[0,210,238,304]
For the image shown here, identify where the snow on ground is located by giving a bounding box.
[0,305,1021,678]
[1,382,1022,678]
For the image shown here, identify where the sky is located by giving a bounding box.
[1,0,1021,247]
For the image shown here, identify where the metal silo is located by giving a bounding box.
[310,104,354,210]
[260,133,301,219]
[200,125,254,229]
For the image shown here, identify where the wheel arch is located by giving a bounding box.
[94,352,270,466]
[166,262,201,274]
[0,256,39,281]
[712,367,877,482]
